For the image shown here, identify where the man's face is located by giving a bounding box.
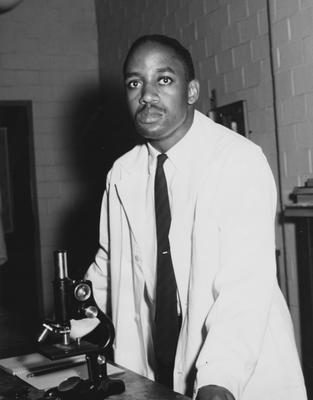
[124,42,198,152]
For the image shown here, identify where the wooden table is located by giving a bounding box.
[0,362,190,400]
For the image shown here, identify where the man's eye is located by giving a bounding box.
[159,76,173,85]
[127,80,142,89]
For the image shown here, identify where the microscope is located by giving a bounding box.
[37,250,125,400]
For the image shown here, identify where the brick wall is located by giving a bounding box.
[0,0,100,314]
[95,0,312,353]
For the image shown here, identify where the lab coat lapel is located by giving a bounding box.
[168,118,211,311]
[114,154,148,309]
[115,175,145,248]
[114,151,151,358]
[169,170,196,311]
[114,149,148,250]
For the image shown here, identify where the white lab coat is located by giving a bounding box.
[86,111,307,399]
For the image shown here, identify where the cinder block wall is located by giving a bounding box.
[0,0,100,315]
[270,0,313,345]
[95,0,313,354]
[1,0,311,357]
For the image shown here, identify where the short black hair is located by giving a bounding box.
[123,34,195,82]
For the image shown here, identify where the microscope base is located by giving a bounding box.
[44,376,125,400]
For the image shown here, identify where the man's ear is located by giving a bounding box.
[187,79,200,105]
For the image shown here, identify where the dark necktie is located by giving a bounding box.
[154,153,180,388]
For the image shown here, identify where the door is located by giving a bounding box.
[0,101,40,354]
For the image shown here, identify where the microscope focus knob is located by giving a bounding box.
[84,306,98,319]
[74,283,91,302]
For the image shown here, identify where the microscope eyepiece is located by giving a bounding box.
[54,250,68,279]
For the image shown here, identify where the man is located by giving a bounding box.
[85,35,307,399]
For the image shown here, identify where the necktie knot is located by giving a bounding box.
[157,153,168,168]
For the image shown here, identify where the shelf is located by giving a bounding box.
[284,205,313,218]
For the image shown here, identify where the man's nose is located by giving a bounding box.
[139,83,159,105]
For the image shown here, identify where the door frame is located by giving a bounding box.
[0,100,43,318]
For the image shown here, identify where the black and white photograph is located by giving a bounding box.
[0,1,311,399]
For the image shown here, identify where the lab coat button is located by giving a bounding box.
[134,255,140,262]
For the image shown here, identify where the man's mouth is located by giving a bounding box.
[136,106,164,124]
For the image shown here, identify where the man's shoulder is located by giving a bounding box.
[193,110,262,158]
[193,111,274,189]
[109,143,148,177]
[114,143,146,164]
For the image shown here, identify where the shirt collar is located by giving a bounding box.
[147,142,159,175]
